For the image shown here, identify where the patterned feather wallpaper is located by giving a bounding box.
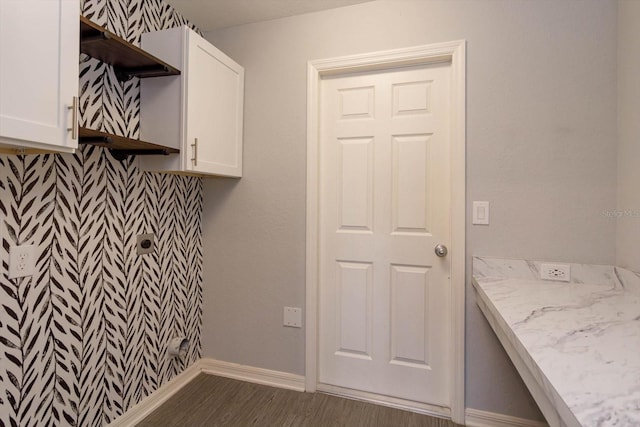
[0,1,203,426]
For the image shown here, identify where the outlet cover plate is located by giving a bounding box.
[137,233,155,255]
[9,244,36,279]
[540,263,571,282]
[284,307,302,328]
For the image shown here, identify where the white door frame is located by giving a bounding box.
[305,40,466,424]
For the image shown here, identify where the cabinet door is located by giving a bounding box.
[185,32,243,177]
[0,0,79,152]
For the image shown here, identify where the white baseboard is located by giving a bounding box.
[108,358,305,426]
[108,360,203,427]
[318,382,449,419]
[199,358,306,392]
[465,408,549,427]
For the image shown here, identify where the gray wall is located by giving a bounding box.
[616,0,640,271]
[201,0,617,420]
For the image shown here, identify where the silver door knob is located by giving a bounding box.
[434,244,448,257]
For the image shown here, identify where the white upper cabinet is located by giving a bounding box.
[140,27,244,177]
[0,0,79,153]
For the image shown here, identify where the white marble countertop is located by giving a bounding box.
[472,257,640,427]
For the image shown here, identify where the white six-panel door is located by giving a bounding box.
[318,63,452,409]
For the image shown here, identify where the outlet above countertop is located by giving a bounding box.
[472,257,640,427]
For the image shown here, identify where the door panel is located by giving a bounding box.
[390,264,431,367]
[318,63,451,407]
[338,138,374,232]
[339,86,375,119]
[392,134,431,234]
[186,31,243,175]
[336,261,373,359]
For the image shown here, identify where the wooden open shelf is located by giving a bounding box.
[79,127,179,159]
[80,16,180,81]
[79,16,180,159]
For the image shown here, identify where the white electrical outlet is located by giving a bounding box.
[540,263,570,282]
[284,307,302,328]
[9,245,36,279]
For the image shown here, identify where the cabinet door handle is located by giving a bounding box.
[67,96,78,140]
[191,138,198,166]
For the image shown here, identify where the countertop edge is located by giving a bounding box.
[471,277,579,427]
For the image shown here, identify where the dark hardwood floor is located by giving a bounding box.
[138,374,463,426]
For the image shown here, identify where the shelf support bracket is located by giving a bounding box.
[114,65,171,82]
[110,149,173,161]
[79,136,112,145]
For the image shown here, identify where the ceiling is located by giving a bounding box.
[165,0,374,32]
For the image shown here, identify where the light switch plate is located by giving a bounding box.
[473,201,490,225]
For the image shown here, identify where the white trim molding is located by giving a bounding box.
[108,358,306,426]
[199,358,305,392]
[319,383,450,419]
[108,360,202,427]
[465,408,549,427]
[305,40,467,424]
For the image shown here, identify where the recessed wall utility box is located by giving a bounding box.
[137,233,155,255]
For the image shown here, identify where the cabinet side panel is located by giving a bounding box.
[140,75,182,151]
[140,27,186,169]
[141,27,185,70]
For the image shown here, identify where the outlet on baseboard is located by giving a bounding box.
[540,263,570,282]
